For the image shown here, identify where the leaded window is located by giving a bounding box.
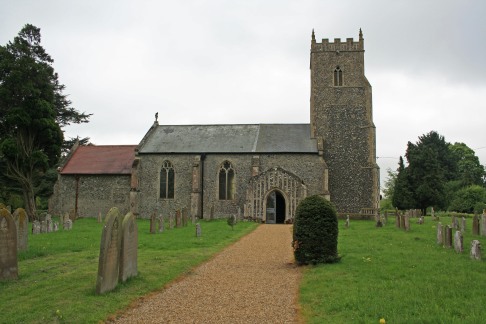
[160,160,175,199]
[219,161,235,200]
[334,66,343,86]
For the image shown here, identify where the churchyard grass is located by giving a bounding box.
[299,216,486,323]
[0,217,258,323]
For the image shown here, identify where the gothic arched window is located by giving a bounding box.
[334,66,343,86]
[160,160,175,199]
[219,161,235,200]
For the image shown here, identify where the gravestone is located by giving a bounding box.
[176,210,182,228]
[454,231,463,253]
[451,215,457,230]
[0,208,18,280]
[444,225,452,248]
[158,215,164,233]
[473,215,480,235]
[471,240,481,260]
[40,220,47,233]
[417,216,424,225]
[431,207,435,220]
[96,207,122,294]
[32,220,41,234]
[149,212,156,234]
[481,214,486,237]
[63,219,72,230]
[63,212,69,224]
[119,212,138,283]
[53,222,59,232]
[404,215,410,231]
[13,208,28,252]
[437,223,443,245]
[182,208,188,227]
[400,214,406,229]
[98,211,102,223]
[237,207,241,220]
[395,213,400,228]
[196,223,201,237]
[169,214,174,229]
[46,217,53,233]
[461,217,466,233]
[453,217,460,230]
[69,209,76,222]
[345,215,350,229]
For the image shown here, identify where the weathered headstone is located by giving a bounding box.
[96,207,122,294]
[395,212,401,228]
[149,212,156,234]
[182,208,188,227]
[46,217,53,233]
[97,210,102,223]
[119,212,138,283]
[32,220,41,234]
[473,214,480,235]
[481,214,486,237]
[13,208,28,251]
[69,209,76,222]
[404,215,410,231]
[53,222,59,232]
[431,207,435,220]
[400,214,406,229]
[40,220,47,233]
[196,223,201,237]
[471,240,481,260]
[417,216,424,225]
[345,215,350,229]
[237,207,241,220]
[461,217,466,233]
[63,212,69,224]
[451,215,457,230]
[176,210,182,228]
[158,215,164,233]
[169,214,174,229]
[437,223,443,245]
[444,225,452,248]
[63,219,72,230]
[0,208,18,280]
[453,217,460,230]
[454,231,463,253]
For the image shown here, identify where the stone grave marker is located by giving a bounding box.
[150,212,156,234]
[237,207,241,220]
[169,214,174,229]
[53,222,59,232]
[119,212,138,283]
[481,214,486,237]
[196,223,201,237]
[417,216,424,225]
[182,208,188,227]
[454,217,460,230]
[454,231,463,253]
[395,212,401,228]
[98,210,102,223]
[451,215,456,230]
[40,220,47,233]
[473,214,480,235]
[345,215,350,229]
[176,210,182,228]
[46,217,53,233]
[96,207,122,294]
[444,225,452,248]
[400,214,406,229]
[0,208,18,280]
[69,209,76,222]
[431,207,435,220]
[404,215,410,231]
[13,208,28,252]
[437,223,443,245]
[471,240,481,260]
[158,215,164,233]
[461,217,466,233]
[32,220,40,234]
[63,219,72,230]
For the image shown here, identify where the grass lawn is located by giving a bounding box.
[299,216,486,323]
[0,218,258,323]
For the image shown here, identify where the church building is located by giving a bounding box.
[50,30,379,223]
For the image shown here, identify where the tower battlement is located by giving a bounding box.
[311,29,364,52]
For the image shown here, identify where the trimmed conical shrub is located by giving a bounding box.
[292,195,340,265]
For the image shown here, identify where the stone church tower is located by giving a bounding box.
[310,29,379,214]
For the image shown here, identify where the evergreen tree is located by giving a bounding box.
[392,156,415,210]
[0,24,91,220]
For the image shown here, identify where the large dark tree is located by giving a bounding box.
[449,142,485,187]
[0,24,90,220]
[392,156,415,210]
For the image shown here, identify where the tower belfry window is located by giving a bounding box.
[334,66,343,86]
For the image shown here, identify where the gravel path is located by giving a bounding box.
[111,224,302,323]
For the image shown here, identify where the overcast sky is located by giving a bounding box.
[1,0,486,188]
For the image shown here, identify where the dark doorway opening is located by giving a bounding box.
[275,191,286,224]
[266,190,286,224]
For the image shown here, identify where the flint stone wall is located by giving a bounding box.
[49,174,130,218]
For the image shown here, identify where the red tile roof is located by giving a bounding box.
[60,145,137,175]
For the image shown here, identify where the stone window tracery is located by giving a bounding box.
[160,160,175,199]
[334,66,343,86]
[219,161,235,200]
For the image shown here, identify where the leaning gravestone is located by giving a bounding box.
[13,208,28,251]
[196,223,201,237]
[119,212,138,283]
[437,223,443,245]
[471,240,481,260]
[473,214,480,235]
[0,208,18,280]
[454,231,463,253]
[96,207,122,294]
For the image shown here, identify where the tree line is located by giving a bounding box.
[0,24,91,220]
[383,131,486,215]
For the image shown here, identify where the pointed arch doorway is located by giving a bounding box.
[265,190,286,224]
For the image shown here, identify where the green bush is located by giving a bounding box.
[292,195,340,265]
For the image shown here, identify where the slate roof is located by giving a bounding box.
[60,145,137,175]
[138,124,318,154]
